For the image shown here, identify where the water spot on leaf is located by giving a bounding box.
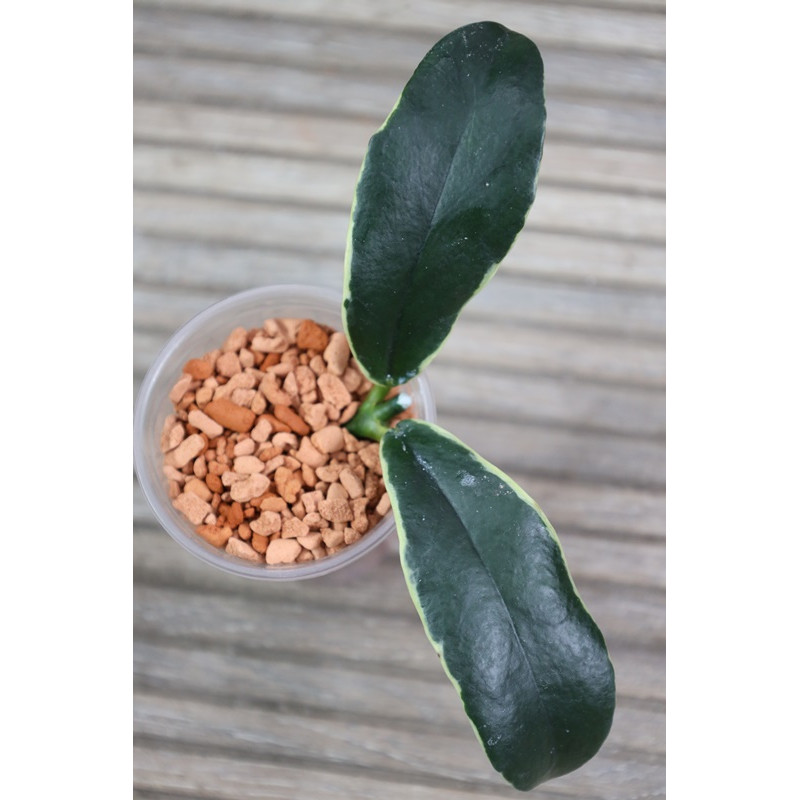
[458,471,476,487]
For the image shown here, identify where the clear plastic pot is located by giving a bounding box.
[133,284,436,581]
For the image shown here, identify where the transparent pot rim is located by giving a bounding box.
[133,284,437,581]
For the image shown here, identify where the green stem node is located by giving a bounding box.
[345,384,412,442]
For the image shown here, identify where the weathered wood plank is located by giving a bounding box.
[438,276,664,340]
[133,100,376,162]
[131,268,664,342]
[134,618,663,729]
[132,235,339,298]
[134,692,664,797]
[132,629,665,715]
[534,141,664,196]
[133,53,665,149]
[133,521,664,646]
[133,517,664,704]
[132,322,661,440]
[133,434,665,538]
[133,641,494,728]
[427,362,664,438]
[135,306,665,390]
[133,639,663,760]
[527,477,664,539]
[562,530,664,591]
[133,745,662,800]
[135,0,666,57]
[133,7,665,102]
[133,145,665,244]
[134,560,664,677]
[134,512,665,652]
[134,745,526,800]
[132,364,662,491]
[132,190,664,289]
[436,319,665,388]
[439,412,664,488]
[133,103,665,195]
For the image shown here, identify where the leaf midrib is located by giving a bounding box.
[383,56,485,379]
[406,442,557,777]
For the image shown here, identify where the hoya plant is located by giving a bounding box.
[339,22,615,792]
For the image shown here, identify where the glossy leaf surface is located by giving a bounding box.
[344,21,546,385]
[380,420,615,790]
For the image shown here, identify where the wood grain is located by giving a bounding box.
[135,0,666,57]
[133,1,665,796]
[134,102,665,193]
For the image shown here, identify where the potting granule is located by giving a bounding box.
[161,317,402,565]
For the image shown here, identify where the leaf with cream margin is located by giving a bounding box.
[380,419,615,791]
[343,21,546,386]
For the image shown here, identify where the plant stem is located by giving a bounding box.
[345,384,412,442]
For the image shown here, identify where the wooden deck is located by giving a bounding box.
[133,1,665,797]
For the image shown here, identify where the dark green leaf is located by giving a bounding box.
[380,420,615,791]
[344,21,546,385]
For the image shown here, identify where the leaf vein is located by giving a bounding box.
[382,62,481,378]
[406,443,558,776]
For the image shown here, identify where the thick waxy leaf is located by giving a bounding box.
[344,21,546,386]
[380,420,615,791]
